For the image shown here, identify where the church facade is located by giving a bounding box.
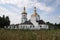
[6,7,49,30]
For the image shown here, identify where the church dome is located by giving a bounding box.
[31,13,39,17]
[31,7,40,21]
[31,7,39,17]
[22,12,27,14]
[22,7,27,14]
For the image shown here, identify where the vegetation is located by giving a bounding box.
[46,22,60,29]
[0,15,10,28]
[0,29,60,40]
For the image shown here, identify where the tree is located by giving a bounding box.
[0,15,10,28]
[46,22,54,30]
[55,23,60,29]
[2,15,6,28]
[0,16,2,28]
[54,23,58,29]
[5,16,10,27]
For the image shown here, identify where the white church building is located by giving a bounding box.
[7,7,49,30]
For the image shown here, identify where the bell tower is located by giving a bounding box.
[21,7,27,23]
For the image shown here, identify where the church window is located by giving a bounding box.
[33,26,34,28]
[10,26,11,28]
[17,26,18,29]
[30,26,32,28]
[40,26,42,27]
[14,26,15,29]
[21,26,22,28]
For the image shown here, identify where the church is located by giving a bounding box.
[6,7,49,30]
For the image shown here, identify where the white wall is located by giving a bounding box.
[7,24,49,30]
[39,24,49,29]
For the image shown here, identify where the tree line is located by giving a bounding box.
[46,22,60,29]
[0,15,10,28]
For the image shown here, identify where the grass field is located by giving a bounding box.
[0,29,60,40]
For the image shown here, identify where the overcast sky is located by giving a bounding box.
[0,0,60,24]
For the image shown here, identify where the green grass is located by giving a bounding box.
[0,29,60,40]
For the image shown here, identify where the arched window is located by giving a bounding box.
[33,26,34,28]
[10,26,11,29]
[14,26,15,29]
[21,26,22,28]
[40,26,42,27]
[30,26,32,28]
[17,26,18,29]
